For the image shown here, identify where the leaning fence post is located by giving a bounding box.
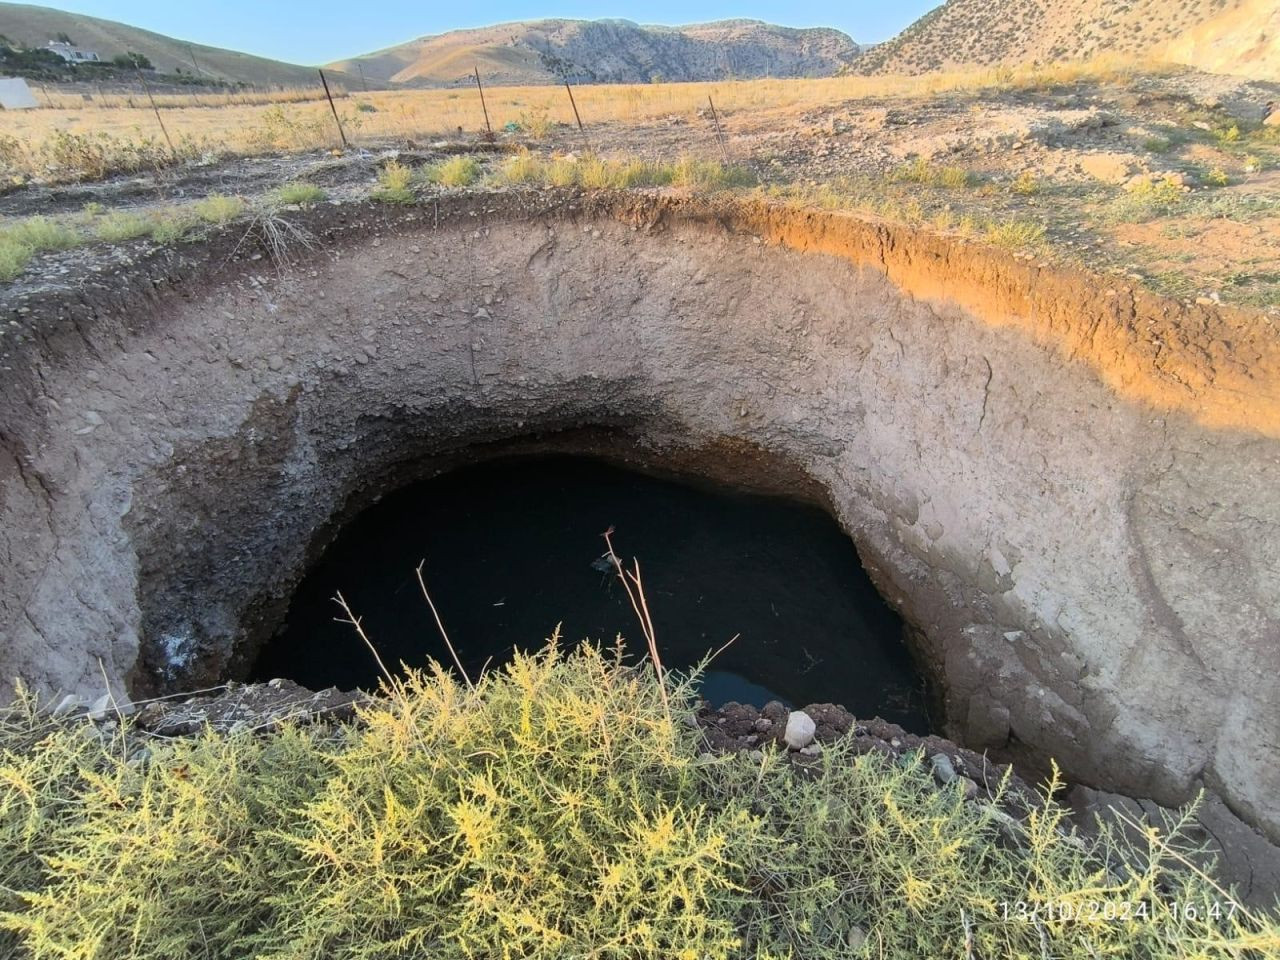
[474,66,493,138]
[318,69,348,148]
[134,66,176,155]
[707,95,729,160]
[565,78,586,135]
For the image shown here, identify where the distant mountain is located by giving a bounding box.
[328,18,860,87]
[854,0,1278,79]
[0,2,350,87]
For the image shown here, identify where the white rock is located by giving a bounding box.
[783,710,816,750]
[51,693,87,718]
[87,694,136,722]
[87,694,113,721]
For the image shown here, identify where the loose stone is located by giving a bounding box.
[784,710,816,750]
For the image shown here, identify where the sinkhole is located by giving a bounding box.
[251,455,931,731]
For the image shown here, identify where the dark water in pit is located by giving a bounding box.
[253,455,930,731]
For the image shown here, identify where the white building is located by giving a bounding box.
[45,41,101,63]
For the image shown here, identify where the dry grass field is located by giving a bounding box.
[2,56,1278,309]
[2,57,1174,163]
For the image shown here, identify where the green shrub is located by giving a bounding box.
[4,216,80,252]
[670,155,756,190]
[615,158,676,188]
[193,193,245,224]
[149,211,198,244]
[891,156,975,188]
[0,688,103,953]
[0,216,82,282]
[427,155,482,188]
[275,182,326,206]
[1204,167,1230,187]
[986,218,1048,249]
[1106,178,1186,222]
[576,153,618,189]
[1011,170,1040,195]
[2,643,1277,960]
[517,108,553,139]
[372,159,416,202]
[3,726,331,960]
[0,235,32,282]
[94,211,152,242]
[272,646,753,960]
[1215,123,1242,145]
[546,156,579,187]
[499,150,546,184]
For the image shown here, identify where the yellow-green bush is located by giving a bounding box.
[546,156,579,187]
[371,160,416,203]
[0,216,84,282]
[271,647,754,960]
[670,155,756,190]
[890,156,976,189]
[1,643,1277,960]
[985,218,1048,250]
[3,728,331,960]
[1107,178,1186,222]
[274,182,326,206]
[0,235,33,282]
[2,217,80,253]
[426,156,482,188]
[498,151,751,191]
[193,193,245,224]
[149,211,199,244]
[93,211,152,242]
[499,150,546,184]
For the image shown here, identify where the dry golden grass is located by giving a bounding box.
[38,87,347,111]
[0,55,1179,168]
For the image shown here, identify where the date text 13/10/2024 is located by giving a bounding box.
[998,900,1239,923]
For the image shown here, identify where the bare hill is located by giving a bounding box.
[328,18,859,87]
[0,2,341,87]
[855,0,1277,78]
[1165,0,1280,80]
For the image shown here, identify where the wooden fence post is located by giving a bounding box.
[135,66,176,155]
[474,66,492,138]
[318,69,348,148]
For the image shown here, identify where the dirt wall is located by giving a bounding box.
[1,192,1277,846]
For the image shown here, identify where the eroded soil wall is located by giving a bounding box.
[1,194,1277,843]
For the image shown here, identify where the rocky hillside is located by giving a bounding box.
[328,18,859,87]
[1165,0,1280,80]
[854,0,1270,76]
[0,2,341,86]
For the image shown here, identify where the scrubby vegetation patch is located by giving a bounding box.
[1,642,1276,959]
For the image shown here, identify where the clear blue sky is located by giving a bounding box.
[33,1,941,64]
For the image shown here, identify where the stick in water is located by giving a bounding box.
[416,559,473,689]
